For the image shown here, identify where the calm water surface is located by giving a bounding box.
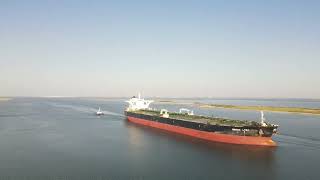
[0,98,319,180]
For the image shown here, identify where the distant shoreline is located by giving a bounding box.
[0,97,11,102]
[154,100,320,115]
[154,100,193,105]
[199,104,320,116]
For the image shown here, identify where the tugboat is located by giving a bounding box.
[96,107,104,116]
[124,94,279,146]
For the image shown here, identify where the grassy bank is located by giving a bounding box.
[199,104,320,115]
[154,99,320,115]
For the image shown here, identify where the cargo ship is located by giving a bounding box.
[125,94,279,146]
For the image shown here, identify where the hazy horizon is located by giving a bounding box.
[2,96,320,101]
[1,0,319,98]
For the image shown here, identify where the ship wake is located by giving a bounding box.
[275,134,320,150]
[48,103,124,117]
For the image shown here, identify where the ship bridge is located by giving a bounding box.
[126,93,154,111]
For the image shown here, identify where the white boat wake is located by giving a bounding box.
[48,103,124,117]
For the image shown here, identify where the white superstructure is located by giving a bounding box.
[126,93,154,111]
[96,107,104,116]
[179,108,194,115]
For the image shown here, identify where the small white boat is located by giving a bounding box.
[96,107,104,116]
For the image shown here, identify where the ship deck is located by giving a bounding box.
[130,109,263,127]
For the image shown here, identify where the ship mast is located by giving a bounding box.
[260,111,267,126]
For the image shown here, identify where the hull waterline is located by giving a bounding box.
[127,116,277,146]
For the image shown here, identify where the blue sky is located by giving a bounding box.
[0,0,319,98]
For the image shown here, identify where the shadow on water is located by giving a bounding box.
[124,119,276,165]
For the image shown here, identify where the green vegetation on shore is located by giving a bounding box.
[154,99,320,115]
[200,104,320,115]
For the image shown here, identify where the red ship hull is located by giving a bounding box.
[127,116,277,146]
